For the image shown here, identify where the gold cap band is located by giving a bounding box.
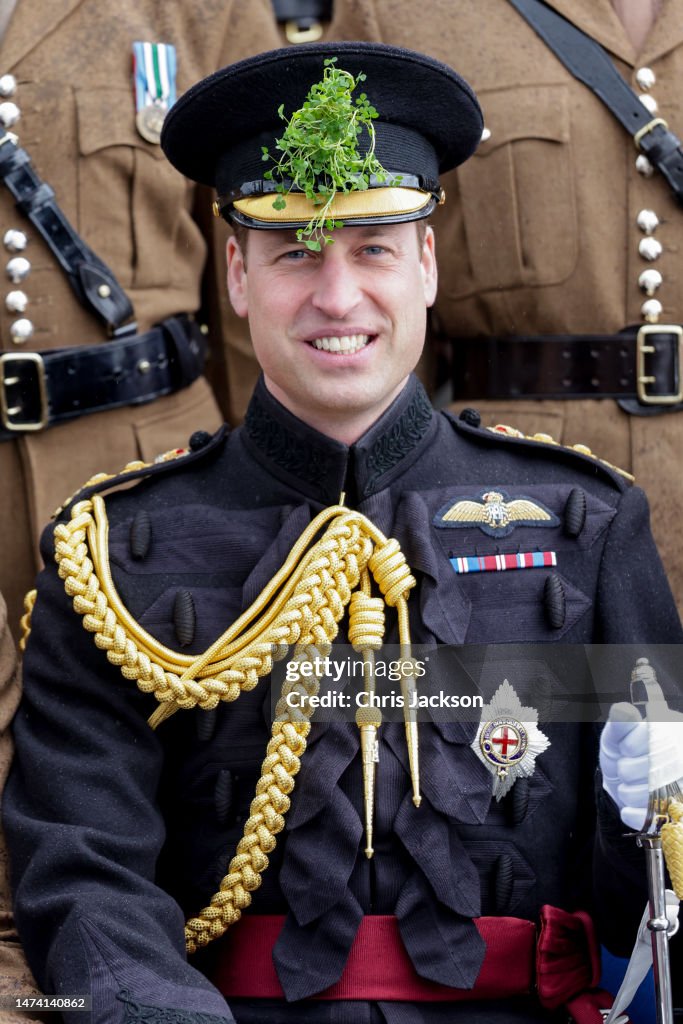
[232,186,433,226]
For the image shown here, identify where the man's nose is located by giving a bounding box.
[310,254,363,319]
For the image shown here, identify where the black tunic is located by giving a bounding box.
[4,377,682,1024]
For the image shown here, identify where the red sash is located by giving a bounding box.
[213,906,620,1021]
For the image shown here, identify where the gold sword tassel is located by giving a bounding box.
[397,599,421,808]
[356,700,382,858]
[349,576,385,857]
[662,801,683,898]
[368,541,421,808]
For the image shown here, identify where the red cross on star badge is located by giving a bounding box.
[472,680,550,799]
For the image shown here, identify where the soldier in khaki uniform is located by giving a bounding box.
[236,0,683,614]
[0,0,280,640]
[0,594,34,1014]
[0,1,280,1014]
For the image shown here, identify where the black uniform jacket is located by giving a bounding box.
[4,377,682,1024]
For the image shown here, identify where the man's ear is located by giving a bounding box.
[421,226,438,308]
[226,234,248,318]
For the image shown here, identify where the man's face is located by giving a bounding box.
[227,221,437,443]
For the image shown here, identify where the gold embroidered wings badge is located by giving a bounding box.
[435,490,560,538]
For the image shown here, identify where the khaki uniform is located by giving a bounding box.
[0,600,41,1020]
[0,0,281,638]
[230,0,683,611]
[0,1,280,1013]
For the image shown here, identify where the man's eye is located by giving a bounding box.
[281,249,309,260]
[363,245,387,256]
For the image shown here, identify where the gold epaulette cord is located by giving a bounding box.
[52,495,419,952]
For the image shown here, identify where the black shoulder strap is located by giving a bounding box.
[0,128,134,333]
[507,0,683,206]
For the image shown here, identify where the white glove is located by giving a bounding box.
[599,700,683,831]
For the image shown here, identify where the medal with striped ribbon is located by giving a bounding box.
[133,41,177,144]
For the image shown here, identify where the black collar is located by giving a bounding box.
[242,375,436,505]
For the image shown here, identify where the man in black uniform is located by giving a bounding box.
[3,43,683,1024]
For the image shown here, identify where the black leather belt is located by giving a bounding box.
[0,315,207,440]
[450,324,683,415]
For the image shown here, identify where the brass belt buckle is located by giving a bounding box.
[284,18,324,43]
[633,117,669,150]
[0,351,49,430]
[636,324,683,405]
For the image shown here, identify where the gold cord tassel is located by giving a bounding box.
[662,800,683,899]
[356,702,381,858]
[54,493,419,951]
[368,541,421,805]
[349,579,385,858]
[400,659,422,809]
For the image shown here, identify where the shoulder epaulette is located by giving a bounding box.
[52,424,230,520]
[446,412,634,488]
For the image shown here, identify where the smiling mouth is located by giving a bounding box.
[310,334,372,354]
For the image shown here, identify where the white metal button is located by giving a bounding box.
[9,317,34,344]
[639,237,663,261]
[636,67,656,91]
[641,298,663,323]
[0,74,17,97]
[5,289,28,313]
[638,93,658,115]
[636,210,659,235]
[638,269,662,296]
[3,229,28,253]
[636,155,654,177]
[6,256,31,282]
[0,101,20,128]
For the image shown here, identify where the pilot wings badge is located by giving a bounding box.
[472,680,550,800]
[434,489,559,538]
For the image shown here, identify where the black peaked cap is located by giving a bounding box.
[161,42,483,192]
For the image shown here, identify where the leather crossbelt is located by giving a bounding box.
[507,0,683,205]
[450,325,683,416]
[0,127,133,332]
[0,315,207,440]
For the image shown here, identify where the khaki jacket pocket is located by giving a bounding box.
[76,87,189,290]
[442,83,579,297]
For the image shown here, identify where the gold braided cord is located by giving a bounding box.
[662,799,683,899]
[348,583,385,651]
[19,589,37,652]
[54,497,415,728]
[54,493,418,951]
[185,648,325,953]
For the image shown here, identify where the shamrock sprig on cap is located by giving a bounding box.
[262,57,391,250]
